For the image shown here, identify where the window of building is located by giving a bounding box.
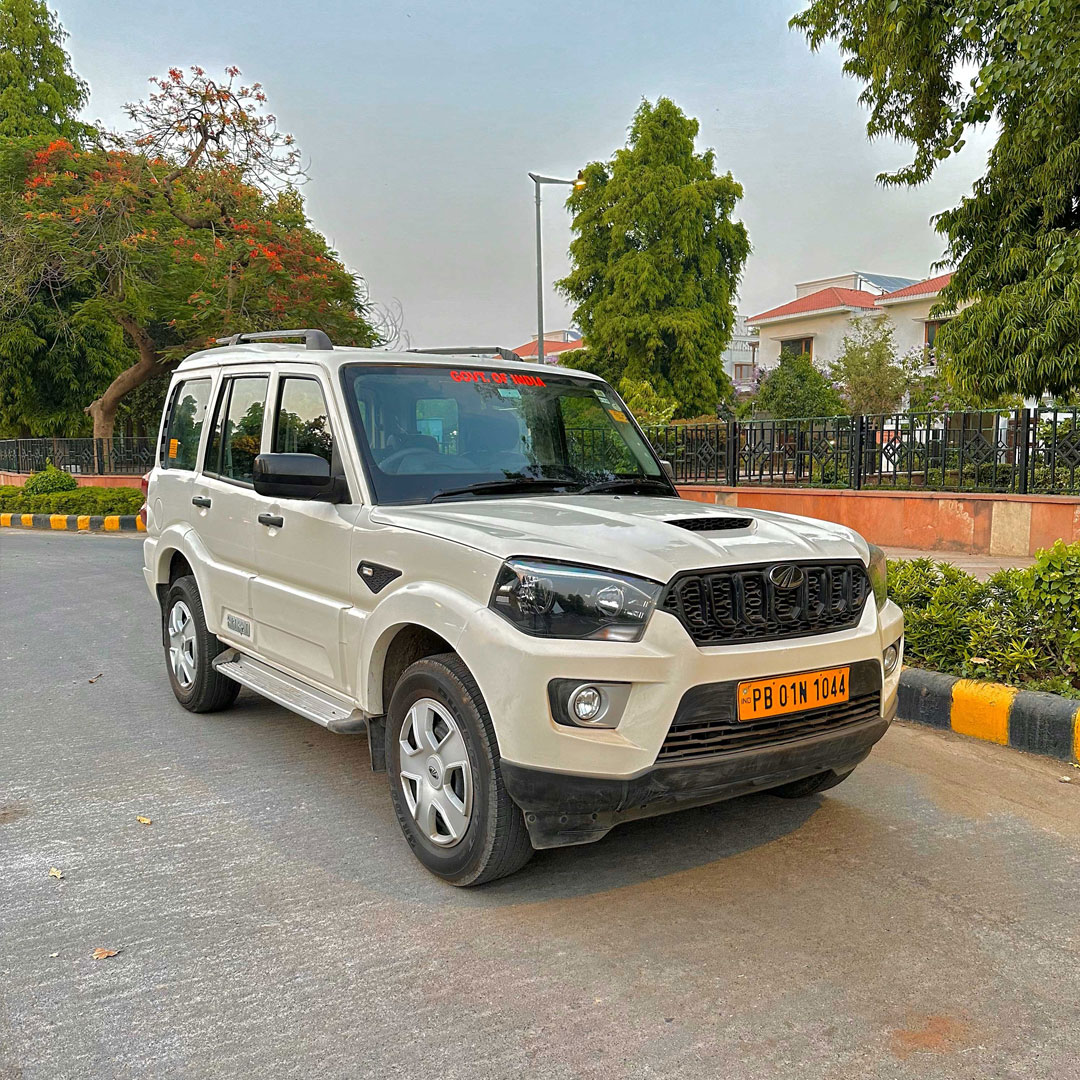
[925,319,949,350]
[733,363,757,384]
[160,379,211,471]
[274,377,334,464]
[779,337,813,359]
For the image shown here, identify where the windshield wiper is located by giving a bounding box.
[429,478,575,503]
[576,477,675,495]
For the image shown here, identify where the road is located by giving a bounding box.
[2,529,1079,1080]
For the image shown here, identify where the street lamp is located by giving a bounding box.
[528,171,585,364]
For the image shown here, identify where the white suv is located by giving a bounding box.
[143,330,904,885]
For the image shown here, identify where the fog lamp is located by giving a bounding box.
[569,685,604,723]
[883,640,901,676]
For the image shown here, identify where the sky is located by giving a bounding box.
[58,0,994,350]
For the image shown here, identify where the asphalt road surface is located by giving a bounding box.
[2,529,1079,1080]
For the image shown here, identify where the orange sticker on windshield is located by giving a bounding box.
[609,409,628,423]
[450,370,545,387]
[168,438,179,458]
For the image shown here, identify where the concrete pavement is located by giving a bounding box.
[2,529,1079,1079]
[882,546,1035,580]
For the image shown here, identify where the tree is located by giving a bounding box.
[1,67,379,439]
[828,314,906,415]
[791,1,1080,399]
[755,352,842,419]
[0,0,92,142]
[617,377,677,427]
[557,97,749,418]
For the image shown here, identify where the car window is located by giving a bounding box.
[205,376,267,484]
[160,379,211,471]
[273,377,334,464]
[560,394,637,474]
[415,397,459,454]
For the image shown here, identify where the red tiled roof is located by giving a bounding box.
[511,337,585,359]
[875,272,953,304]
[748,287,880,324]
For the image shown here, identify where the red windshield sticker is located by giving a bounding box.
[450,370,545,387]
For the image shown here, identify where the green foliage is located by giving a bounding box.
[557,98,749,419]
[617,377,677,426]
[0,484,142,515]
[22,461,77,494]
[828,315,906,415]
[887,543,1080,696]
[792,0,1080,399]
[0,0,92,142]
[755,352,843,419]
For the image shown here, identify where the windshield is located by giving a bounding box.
[340,364,673,505]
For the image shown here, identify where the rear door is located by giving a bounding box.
[250,368,362,694]
[191,372,270,643]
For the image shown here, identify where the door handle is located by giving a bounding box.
[258,513,284,528]
[192,496,211,508]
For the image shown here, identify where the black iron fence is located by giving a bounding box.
[7,409,1080,495]
[0,437,155,477]
[643,408,1080,494]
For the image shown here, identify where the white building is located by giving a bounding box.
[747,271,953,370]
[722,314,759,392]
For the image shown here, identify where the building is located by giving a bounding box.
[723,314,759,393]
[747,271,953,370]
[510,329,585,363]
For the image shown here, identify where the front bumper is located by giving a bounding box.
[503,697,895,848]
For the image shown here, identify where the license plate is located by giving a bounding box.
[737,666,850,721]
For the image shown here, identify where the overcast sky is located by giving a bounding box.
[59,0,993,349]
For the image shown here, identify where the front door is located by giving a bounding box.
[250,371,361,695]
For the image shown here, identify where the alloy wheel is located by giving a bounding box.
[398,697,473,847]
[168,599,198,689]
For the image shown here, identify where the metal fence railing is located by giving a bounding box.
[6,408,1080,495]
[0,437,156,477]
[640,408,1080,494]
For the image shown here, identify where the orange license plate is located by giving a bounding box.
[737,666,850,721]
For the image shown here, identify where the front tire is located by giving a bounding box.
[385,654,533,886]
[163,576,240,713]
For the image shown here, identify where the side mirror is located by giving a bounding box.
[253,453,334,500]
[659,459,675,481]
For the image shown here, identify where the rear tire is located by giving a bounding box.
[385,653,533,886]
[770,768,854,799]
[163,575,240,713]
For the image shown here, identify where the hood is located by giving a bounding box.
[371,495,868,582]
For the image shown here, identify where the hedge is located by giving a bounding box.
[888,540,1080,699]
[0,485,143,516]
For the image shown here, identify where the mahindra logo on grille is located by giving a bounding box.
[768,564,805,590]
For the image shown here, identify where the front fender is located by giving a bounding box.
[357,582,484,715]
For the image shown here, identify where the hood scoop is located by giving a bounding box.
[666,516,754,533]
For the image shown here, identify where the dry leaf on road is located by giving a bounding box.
[136,816,152,825]
[48,867,63,880]
[91,947,119,960]
[88,673,103,683]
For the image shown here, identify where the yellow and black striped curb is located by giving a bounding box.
[899,667,1080,763]
[0,512,145,533]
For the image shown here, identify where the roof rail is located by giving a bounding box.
[408,347,521,363]
[216,329,333,351]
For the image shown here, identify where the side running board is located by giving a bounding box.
[213,650,369,734]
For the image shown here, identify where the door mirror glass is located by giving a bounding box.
[253,453,334,500]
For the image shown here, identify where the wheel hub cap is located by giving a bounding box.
[398,698,472,848]
[168,599,197,690]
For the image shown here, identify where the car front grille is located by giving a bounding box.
[660,560,871,646]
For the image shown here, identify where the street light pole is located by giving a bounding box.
[528,172,584,365]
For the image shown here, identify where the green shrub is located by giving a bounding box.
[23,462,79,495]
[0,485,143,516]
[887,542,1080,697]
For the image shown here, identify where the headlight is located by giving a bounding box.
[490,559,662,641]
[867,543,888,610]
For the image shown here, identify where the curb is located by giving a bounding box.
[899,667,1080,763]
[0,512,145,533]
